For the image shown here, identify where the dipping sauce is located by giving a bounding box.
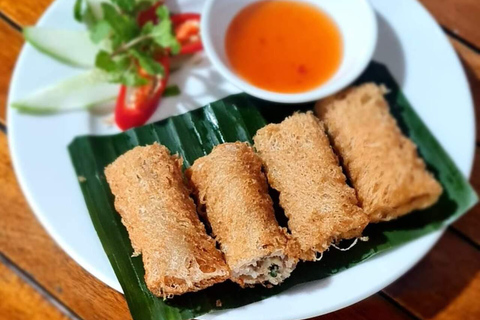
[225,0,343,93]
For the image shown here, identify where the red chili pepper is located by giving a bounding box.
[179,41,203,55]
[137,1,162,27]
[171,13,203,55]
[114,56,170,131]
[170,13,201,25]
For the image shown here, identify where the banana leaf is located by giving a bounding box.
[68,62,478,320]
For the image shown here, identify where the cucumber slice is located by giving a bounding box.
[24,27,99,68]
[11,69,118,113]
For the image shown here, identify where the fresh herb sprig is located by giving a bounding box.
[74,0,179,87]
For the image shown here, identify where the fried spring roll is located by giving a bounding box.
[104,143,229,298]
[254,113,369,261]
[315,83,443,222]
[187,142,297,286]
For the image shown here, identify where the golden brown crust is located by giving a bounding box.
[315,83,443,222]
[104,143,229,298]
[187,142,297,286]
[253,113,369,261]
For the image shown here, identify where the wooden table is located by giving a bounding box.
[0,0,479,319]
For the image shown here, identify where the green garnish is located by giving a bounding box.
[163,85,181,97]
[269,264,279,278]
[74,0,180,87]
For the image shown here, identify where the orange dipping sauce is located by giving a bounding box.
[225,0,343,93]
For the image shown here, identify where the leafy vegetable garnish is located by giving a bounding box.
[75,0,180,87]
[73,0,84,22]
[269,264,279,278]
[162,85,181,97]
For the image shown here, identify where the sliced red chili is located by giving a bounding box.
[179,41,203,55]
[170,13,201,25]
[114,56,170,131]
[137,1,162,27]
[171,13,203,55]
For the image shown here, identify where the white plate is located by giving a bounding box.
[7,0,475,319]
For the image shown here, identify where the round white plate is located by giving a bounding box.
[7,0,475,319]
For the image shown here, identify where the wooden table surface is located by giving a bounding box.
[0,0,479,319]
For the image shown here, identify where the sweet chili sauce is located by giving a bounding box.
[225,0,343,93]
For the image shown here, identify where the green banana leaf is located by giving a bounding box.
[68,62,478,320]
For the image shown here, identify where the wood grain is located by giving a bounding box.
[384,230,480,320]
[0,0,53,26]
[419,0,480,49]
[449,37,480,142]
[447,37,480,246]
[0,19,23,126]
[0,260,67,320]
[451,39,480,79]
[0,133,132,320]
[453,147,480,246]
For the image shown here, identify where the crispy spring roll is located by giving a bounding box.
[254,113,369,261]
[104,143,229,298]
[187,142,297,286]
[315,83,443,222]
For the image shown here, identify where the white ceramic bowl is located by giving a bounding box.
[201,0,378,103]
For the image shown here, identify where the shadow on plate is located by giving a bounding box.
[373,11,406,87]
